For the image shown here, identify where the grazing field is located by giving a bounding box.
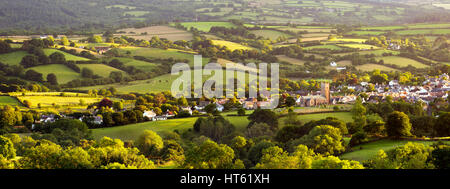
[25,64,82,84]
[116,47,208,66]
[334,49,400,57]
[104,57,158,72]
[376,56,429,68]
[304,44,343,50]
[0,96,22,107]
[395,29,450,35]
[77,64,127,78]
[279,27,334,33]
[76,73,184,94]
[0,51,30,65]
[347,31,386,36]
[211,40,255,51]
[329,38,367,43]
[340,139,450,162]
[16,95,101,108]
[91,115,250,141]
[337,43,380,50]
[276,55,306,65]
[116,26,193,41]
[359,26,406,31]
[123,11,150,16]
[278,111,352,128]
[43,49,90,61]
[177,22,237,32]
[356,64,400,72]
[249,30,292,40]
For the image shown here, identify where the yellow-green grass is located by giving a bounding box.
[249,30,292,41]
[278,112,353,128]
[304,44,343,50]
[356,64,400,72]
[91,114,251,141]
[337,43,380,50]
[77,42,118,48]
[211,40,255,51]
[25,64,82,84]
[347,31,386,36]
[0,51,30,65]
[103,57,158,72]
[277,27,334,33]
[396,29,450,35]
[359,26,406,31]
[9,43,23,48]
[116,47,209,66]
[116,25,193,41]
[17,96,101,108]
[123,11,150,16]
[329,38,367,43]
[0,96,22,107]
[376,56,429,68]
[340,139,450,162]
[9,92,90,97]
[77,64,127,78]
[276,55,306,65]
[177,22,237,32]
[43,49,90,61]
[406,23,450,29]
[302,33,330,38]
[75,73,183,94]
[335,49,400,57]
[76,68,264,94]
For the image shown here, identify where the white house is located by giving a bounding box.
[330,61,337,67]
[143,110,156,120]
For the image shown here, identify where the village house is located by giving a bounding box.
[143,110,156,120]
[94,46,110,54]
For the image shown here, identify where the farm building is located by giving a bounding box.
[94,46,111,54]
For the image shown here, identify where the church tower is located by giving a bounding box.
[321,82,330,103]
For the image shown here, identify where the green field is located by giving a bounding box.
[356,64,400,72]
[211,40,255,51]
[0,51,30,65]
[178,22,237,32]
[116,47,209,66]
[340,139,450,162]
[304,44,343,50]
[329,38,367,43]
[43,49,90,61]
[92,115,250,141]
[0,96,22,106]
[17,95,102,108]
[26,64,82,84]
[250,30,292,40]
[347,31,386,36]
[376,56,429,68]
[103,57,158,72]
[276,55,306,65]
[77,64,127,78]
[334,49,400,57]
[0,49,89,66]
[359,26,406,31]
[123,11,150,16]
[337,43,380,50]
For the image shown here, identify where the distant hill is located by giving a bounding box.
[0,0,449,34]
